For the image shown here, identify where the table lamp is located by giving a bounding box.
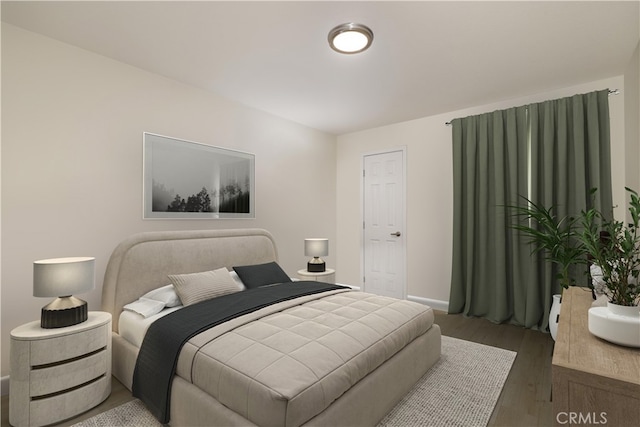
[33,257,95,328]
[305,238,328,272]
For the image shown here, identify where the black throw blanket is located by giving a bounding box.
[132,281,346,423]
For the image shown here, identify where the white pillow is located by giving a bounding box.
[123,298,166,318]
[140,284,181,307]
[228,270,246,289]
[169,267,243,306]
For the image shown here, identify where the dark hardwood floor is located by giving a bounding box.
[1,311,554,427]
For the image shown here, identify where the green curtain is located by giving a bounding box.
[449,106,529,323]
[449,90,613,330]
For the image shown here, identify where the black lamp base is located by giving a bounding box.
[41,296,88,328]
[307,259,326,273]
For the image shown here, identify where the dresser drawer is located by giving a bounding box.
[30,324,107,366]
[30,349,108,397]
[30,375,111,426]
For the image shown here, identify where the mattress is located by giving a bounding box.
[173,288,435,427]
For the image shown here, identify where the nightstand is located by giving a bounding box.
[297,268,336,284]
[10,311,112,427]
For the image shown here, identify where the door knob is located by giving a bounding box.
[390,231,401,237]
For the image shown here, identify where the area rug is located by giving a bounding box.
[72,336,516,427]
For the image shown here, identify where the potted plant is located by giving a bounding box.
[581,188,640,347]
[510,198,588,340]
[511,188,640,346]
[580,188,640,306]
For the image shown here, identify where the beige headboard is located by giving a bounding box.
[101,228,278,332]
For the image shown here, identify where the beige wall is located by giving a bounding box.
[336,76,627,307]
[1,25,337,378]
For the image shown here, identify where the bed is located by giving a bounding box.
[101,228,441,426]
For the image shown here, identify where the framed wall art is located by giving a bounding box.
[143,133,255,219]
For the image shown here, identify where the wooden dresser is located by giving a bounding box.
[552,287,640,426]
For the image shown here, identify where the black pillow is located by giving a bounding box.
[233,262,292,289]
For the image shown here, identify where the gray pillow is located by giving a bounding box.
[233,262,292,289]
[169,267,242,306]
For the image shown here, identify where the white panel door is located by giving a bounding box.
[363,150,406,299]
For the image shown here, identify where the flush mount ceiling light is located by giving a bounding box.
[328,23,373,54]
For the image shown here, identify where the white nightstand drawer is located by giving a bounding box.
[30,349,108,397]
[30,325,107,366]
[30,375,111,426]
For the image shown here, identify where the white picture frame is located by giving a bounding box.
[143,132,255,219]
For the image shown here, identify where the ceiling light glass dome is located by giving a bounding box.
[328,23,373,54]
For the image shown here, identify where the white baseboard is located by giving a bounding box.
[407,295,449,312]
[1,375,9,396]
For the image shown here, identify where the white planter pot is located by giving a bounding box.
[588,302,640,347]
[549,294,562,341]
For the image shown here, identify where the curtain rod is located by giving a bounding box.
[444,88,620,126]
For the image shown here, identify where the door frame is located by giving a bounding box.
[360,146,407,298]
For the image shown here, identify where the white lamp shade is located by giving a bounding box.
[33,257,95,297]
[304,239,329,257]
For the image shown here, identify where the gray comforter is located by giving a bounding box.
[175,289,436,427]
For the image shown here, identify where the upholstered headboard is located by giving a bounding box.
[101,229,278,332]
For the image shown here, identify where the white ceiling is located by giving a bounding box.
[2,1,639,135]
